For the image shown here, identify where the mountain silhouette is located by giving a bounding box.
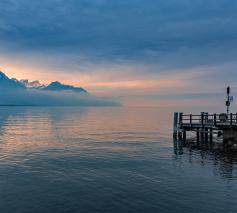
[0,71,25,90]
[0,71,87,93]
[0,71,119,106]
[43,81,87,93]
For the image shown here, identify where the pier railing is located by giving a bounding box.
[174,111,237,147]
[178,113,237,128]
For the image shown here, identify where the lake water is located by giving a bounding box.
[0,107,236,213]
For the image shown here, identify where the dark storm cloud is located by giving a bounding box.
[0,0,237,70]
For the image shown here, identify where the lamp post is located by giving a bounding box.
[226,86,233,114]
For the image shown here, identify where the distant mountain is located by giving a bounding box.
[0,71,87,93]
[20,79,45,89]
[0,71,119,106]
[43,81,88,93]
[0,71,25,90]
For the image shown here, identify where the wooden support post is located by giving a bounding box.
[214,114,217,126]
[173,112,179,138]
[190,114,192,127]
[197,128,200,142]
[230,113,233,126]
[201,112,204,127]
[173,112,179,141]
[205,128,209,143]
[201,129,204,143]
[209,129,213,143]
[205,112,208,124]
[179,112,183,127]
[183,131,186,142]
[200,112,205,143]
[178,131,182,141]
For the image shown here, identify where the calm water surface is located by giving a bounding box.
[0,107,236,213]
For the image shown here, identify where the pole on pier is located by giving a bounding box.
[226,86,233,115]
[226,86,230,114]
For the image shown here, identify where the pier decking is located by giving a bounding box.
[173,112,237,149]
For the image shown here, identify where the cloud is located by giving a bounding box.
[0,0,236,66]
[0,0,237,105]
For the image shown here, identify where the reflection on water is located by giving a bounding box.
[174,138,237,180]
[0,107,236,213]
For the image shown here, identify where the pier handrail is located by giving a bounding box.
[179,113,237,127]
[173,111,237,147]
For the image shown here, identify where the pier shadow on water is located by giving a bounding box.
[173,137,237,179]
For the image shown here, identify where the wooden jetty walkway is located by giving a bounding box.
[173,112,237,149]
[173,87,237,150]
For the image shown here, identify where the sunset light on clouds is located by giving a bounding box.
[1,0,237,106]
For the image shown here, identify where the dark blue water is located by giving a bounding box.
[0,107,236,213]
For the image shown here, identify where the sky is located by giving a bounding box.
[0,0,237,107]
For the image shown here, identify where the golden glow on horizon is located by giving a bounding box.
[0,59,223,107]
[0,63,180,92]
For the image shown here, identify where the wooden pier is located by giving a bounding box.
[173,112,237,149]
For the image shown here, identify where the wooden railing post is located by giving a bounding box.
[197,128,200,142]
[230,113,233,126]
[204,112,208,124]
[214,114,217,126]
[179,112,183,127]
[190,114,192,127]
[201,112,204,127]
